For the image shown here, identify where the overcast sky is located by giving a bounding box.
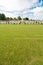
[0,0,43,20]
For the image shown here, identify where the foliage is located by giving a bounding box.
[0,13,6,20]
[23,17,29,20]
[9,17,13,20]
[14,17,17,20]
[17,16,22,20]
[6,17,10,21]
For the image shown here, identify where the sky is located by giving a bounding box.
[0,0,43,20]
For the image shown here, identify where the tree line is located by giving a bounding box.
[0,13,29,21]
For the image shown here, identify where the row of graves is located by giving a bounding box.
[24,20,43,24]
[0,20,43,24]
[0,20,20,24]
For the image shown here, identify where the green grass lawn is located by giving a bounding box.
[0,24,43,65]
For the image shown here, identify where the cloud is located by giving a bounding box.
[0,0,43,20]
[31,7,43,20]
[0,0,38,10]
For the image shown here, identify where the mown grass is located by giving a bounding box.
[0,24,43,65]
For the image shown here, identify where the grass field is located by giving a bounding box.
[0,24,43,65]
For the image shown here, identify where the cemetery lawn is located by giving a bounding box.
[0,24,43,65]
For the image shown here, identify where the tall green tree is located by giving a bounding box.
[14,17,17,20]
[17,16,22,20]
[23,17,29,20]
[6,17,10,21]
[0,13,6,20]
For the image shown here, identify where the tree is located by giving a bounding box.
[0,14,2,20]
[6,17,10,21]
[0,13,6,20]
[9,17,13,20]
[17,16,22,20]
[23,17,29,20]
[14,17,17,20]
